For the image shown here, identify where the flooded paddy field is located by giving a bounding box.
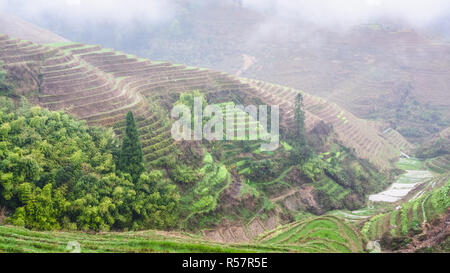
[369,158,434,203]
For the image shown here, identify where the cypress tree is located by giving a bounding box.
[290,92,312,164]
[294,92,306,145]
[118,111,144,182]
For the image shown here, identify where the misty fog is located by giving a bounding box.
[242,0,450,29]
[1,0,450,28]
[1,0,449,75]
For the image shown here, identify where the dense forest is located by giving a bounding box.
[0,94,179,231]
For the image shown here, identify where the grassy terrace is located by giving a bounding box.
[314,178,351,202]
[180,151,232,227]
[426,155,450,174]
[257,215,364,253]
[111,96,175,163]
[0,225,286,253]
[38,40,251,122]
[0,37,60,63]
[0,214,366,253]
[3,34,446,253]
[362,175,449,240]
[33,41,231,163]
[360,157,447,240]
[382,129,415,153]
[212,101,290,190]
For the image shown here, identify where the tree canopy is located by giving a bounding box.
[0,99,179,231]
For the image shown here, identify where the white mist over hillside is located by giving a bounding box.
[1,0,450,37]
[241,0,450,29]
[0,0,176,25]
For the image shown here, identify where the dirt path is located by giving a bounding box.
[270,189,299,203]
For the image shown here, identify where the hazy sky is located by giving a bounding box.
[0,0,176,24]
[0,0,449,28]
[242,0,450,28]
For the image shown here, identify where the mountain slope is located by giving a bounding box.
[0,34,403,240]
[0,13,68,44]
[0,34,407,169]
[242,78,411,169]
[130,3,450,141]
[6,3,448,142]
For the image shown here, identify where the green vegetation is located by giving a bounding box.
[2,35,447,253]
[181,151,231,228]
[302,147,388,211]
[0,62,5,86]
[175,90,208,128]
[281,141,292,151]
[0,225,283,253]
[414,130,450,173]
[0,99,179,231]
[364,177,449,244]
[293,93,306,144]
[206,93,388,218]
[258,215,364,253]
[396,158,423,170]
[367,91,449,140]
[0,38,398,236]
[0,62,12,97]
[0,215,366,253]
[415,237,450,253]
[425,155,450,174]
[117,111,144,182]
[416,128,450,160]
[289,92,312,165]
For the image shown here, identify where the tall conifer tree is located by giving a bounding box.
[290,92,312,164]
[118,111,144,182]
[294,93,306,145]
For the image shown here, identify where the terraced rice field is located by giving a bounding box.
[0,35,261,166]
[369,170,433,203]
[257,215,364,253]
[369,158,434,203]
[0,34,414,171]
[0,215,366,253]
[314,178,351,202]
[363,175,449,240]
[331,208,377,223]
[330,157,449,242]
[218,101,272,142]
[426,154,450,174]
[0,225,283,253]
[381,128,415,154]
[237,26,450,125]
[181,151,232,224]
[242,78,406,169]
